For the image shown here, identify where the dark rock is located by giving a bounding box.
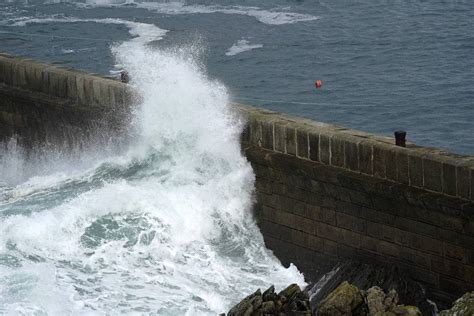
[308,261,436,315]
[274,298,283,311]
[364,286,421,315]
[296,299,310,311]
[316,281,364,315]
[250,294,263,310]
[262,285,277,302]
[439,291,474,316]
[226,284,311,316]
[227,289,262,316]
[366,286,399,315]
[366,286,388,315]
[279,283,301,302]
[226,279,425,316]
[226,261,432,316]
[383,289,399,311]
[259,301,275,313]
[120,71,129,83]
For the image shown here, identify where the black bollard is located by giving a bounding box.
[394,131,406,147]
[120,71,129,83]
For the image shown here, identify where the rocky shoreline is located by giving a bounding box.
[223,261,474,316]
[226,284,311,316]
[225,282,474,316]
[225,282,421,316]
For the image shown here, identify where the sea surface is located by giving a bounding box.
[0,0,472,314]
[1,0,473,154]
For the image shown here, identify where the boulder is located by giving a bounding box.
[262,285,277,302]
[259,301,275,314]
[226,284,311,316]
[439,291,474,316]
[366,286,399,315]
[279,283,302,303]
[226,279,425,316]
[308,261,435,315]
[227,289,262,316]
[366,286,387,315]
[316,281,364,315]
[383,289,399,311]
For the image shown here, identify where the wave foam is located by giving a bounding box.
[11,16,168,44]
[0,38,304,315]
[77,1,319,25]
[226,39,263,56]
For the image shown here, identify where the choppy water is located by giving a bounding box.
[0,0,472,314]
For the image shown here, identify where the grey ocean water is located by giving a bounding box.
[0,1,473,314]
[1,0,473,154]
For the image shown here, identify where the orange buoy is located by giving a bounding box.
[315,80,322,89]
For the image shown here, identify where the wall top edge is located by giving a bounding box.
[234,104,474,167]
[0,52,124,84]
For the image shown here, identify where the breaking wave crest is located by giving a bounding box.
[0,37,304,315]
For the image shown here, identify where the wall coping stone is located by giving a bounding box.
[236,104,474,202]
[0,53,128,109]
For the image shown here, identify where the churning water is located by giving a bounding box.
[0,37,304,314]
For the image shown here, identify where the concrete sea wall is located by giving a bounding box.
[239,105,474,304]
[0,53,129,150]
[1,54,473,304]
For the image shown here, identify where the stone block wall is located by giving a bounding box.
[238,104,474,305]
[0,53,128,108]
[0,53,130,149]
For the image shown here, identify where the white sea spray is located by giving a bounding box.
[0,15,305,315]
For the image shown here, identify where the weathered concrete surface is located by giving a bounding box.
[1,53,474,307]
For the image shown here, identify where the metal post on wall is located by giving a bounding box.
[395,131,406,147]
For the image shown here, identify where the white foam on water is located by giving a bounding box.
[215,6,319,25]
[226,39,263,56]
[0,24,305,316]
[76,0,319,25]
[11,16,168,44]
[61,48,75,54]
[0,262,80,315]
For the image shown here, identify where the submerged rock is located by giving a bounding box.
[316,281,364,315]
[439,291,474,316]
